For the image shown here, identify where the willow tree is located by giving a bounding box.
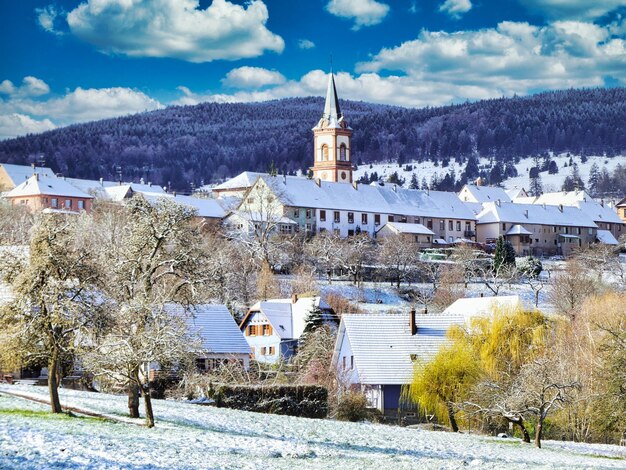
[404,342,481,432]
[0,213,103,413]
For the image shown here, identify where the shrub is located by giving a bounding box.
[210,384,328,419]
[336,391,371,422]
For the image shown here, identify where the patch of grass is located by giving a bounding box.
[0,408,109,423]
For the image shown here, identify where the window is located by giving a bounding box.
[78,200,84,210]
[279,224,292,234]
[51,198,58,208]
[294,209,300,218]
[320,210,326,222]
[388,215,395,223]
[415,235,420,243]
[342,356,346,369]
[269,346,275,355]
[305,223,312,232]
[553,226,557,233]
[448,220,453,231]
[348,212,354,224]
[339,144,347,161]
[196,358,207,371]
[502,223,506,231]
[262,325,272,336]
[334,211,340,223]
[374,214,381,226]
[466,222,471,230]
[350,356,354,370]
[261,347,267,355]
[348,229,354,236]
[456,221,461,231]
[440,220,445,231]
[588,228,593,235]
[414,217,420,224]
[400,216,407,223]
[333,228,340,236]
[247,325,257,336]
[322,144,329,161]
[427,219,433,230]
[426,236,431,243]
[361,213,368,225]
[306,209,313,218]
[65,199,72,209]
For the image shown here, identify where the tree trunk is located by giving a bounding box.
[514,418,531,443]
[48,351,62,413]
[128,367,140,418]
[535,419,543,448]
[446,402,459,432]
[142,384,155,428]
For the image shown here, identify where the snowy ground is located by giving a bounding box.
[353,154,626,194]
[1,385,625,469]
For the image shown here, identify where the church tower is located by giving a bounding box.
[311,72,353,183]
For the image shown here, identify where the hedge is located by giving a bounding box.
[209,384,328,419]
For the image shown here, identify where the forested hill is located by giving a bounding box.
[0,87,624,191]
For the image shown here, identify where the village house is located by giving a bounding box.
[0,163,56,192]
[239,295,337,364]
[475,200,599,256]
[616,196,626,225]
[331,309,465,417]
[514,190,624,243]
[4,173,94,214]
[181,304,251,371]
[375,221,435,249]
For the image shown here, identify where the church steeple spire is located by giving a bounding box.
[311,70,353,183]
[323,72,342,123]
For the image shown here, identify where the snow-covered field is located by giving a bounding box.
[353,155,626,193]
[1,385,625,469]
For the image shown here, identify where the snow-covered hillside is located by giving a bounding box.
[1,385,625,469]
[354,155,626,193]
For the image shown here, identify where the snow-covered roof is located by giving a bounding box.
[379,222,435,235]
[596,230,619,245]
[576,201,623,225]
[505,224,533,236]
[139,192,226,219]
[459,184,511,203]
[213,172,265,191]
[259,176,476,220]
[0,163,56,187]
[66,178,165,197]
[505,187,527,199]
[533,190,592,206]
[442,295,522,319]
[5,174,93,199]
[335,313,465,385]
[167,304,250,355]
[246,296,333,340]
[476,201,597,228]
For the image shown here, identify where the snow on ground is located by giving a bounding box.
[1,385,625,469]
[353,155,626,194]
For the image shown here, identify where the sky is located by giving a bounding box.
[0,0,625,139]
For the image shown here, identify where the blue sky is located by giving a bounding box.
[1,0,625,139]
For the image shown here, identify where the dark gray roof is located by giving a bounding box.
[323,72,342,121]
[183,304,250,355]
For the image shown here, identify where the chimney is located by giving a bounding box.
[558,204,563,212]
[480,293,484,298]
[409,308,417,335]
[140,177,145,185]
[283,174,287,185]
[423,307,428,315]
[173,191,177,197]
[393,184,397,192]
[31,163,36,175]
[524,209,529,219]
[291,294,298,304]
[600,199,604,207]
[35,173,39,181]
[496,199,501,207]
[148,182,152,187]
[542,202,546,209]
[99,177,103,187]
[315,178,321,187]
[352,181,358,190]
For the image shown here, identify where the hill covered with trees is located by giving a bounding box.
[0,87,624,191]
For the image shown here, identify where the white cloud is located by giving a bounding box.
[0,77,50,98]
[0,114,56,140]
[0,84,163,139]
[439,0,472,19]
[298,39,316,49]
[222,67,286,89]
[518,0,626,20]
[62,0,284,62]
[36,4,64,35]
[326,0,390,30]
[174,19,625,109]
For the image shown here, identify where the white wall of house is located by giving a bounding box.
[242,312,282,364]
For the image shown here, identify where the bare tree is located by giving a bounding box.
[517,257,545,308]
[0,201,33,246]
[340,234,375,286]
[549,260,601,318]
[378,235,419,288]
[305,232,343,283]
[0,213,103,413]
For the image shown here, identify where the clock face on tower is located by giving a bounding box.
[341,171,347,180]
[321,171,328,180]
